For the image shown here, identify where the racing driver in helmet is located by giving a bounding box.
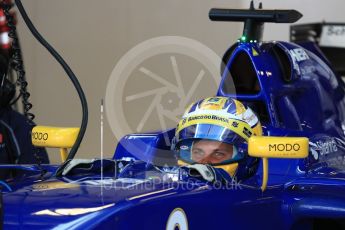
[172,96,262,178]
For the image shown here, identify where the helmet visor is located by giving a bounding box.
[177,138,246,166]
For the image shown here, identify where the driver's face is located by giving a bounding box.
[191,140,234,164]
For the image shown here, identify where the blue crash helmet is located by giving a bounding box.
[172,97,262,176]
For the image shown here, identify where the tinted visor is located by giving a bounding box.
[177,139,246,165]
[175,124,247,166]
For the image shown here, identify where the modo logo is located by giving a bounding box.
[32,132,49,141]
[269,143,300,152]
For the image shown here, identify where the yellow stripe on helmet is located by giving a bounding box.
[176,114,253,141]
[233,99,246,115]
[251,122,263,136]
[199,97,228,110]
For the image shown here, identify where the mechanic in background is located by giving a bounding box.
[172,96,262,178]
[0,53,49,179]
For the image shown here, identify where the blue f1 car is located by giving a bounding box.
[1,1,345,230]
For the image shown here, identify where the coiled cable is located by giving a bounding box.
[1,1,34,122]
[1,1,44,171]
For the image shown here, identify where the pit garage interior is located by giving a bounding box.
[12,0,345,162]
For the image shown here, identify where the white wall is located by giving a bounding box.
[17,0,242,163]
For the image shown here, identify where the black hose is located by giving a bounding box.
[14,0,88,161]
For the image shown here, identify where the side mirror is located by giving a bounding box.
[248,136,309,191]
[32,126,80,162]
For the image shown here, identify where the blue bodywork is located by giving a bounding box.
[2,9,345,230]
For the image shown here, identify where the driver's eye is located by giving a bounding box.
[212,151,226,160]
[192,149,204,159]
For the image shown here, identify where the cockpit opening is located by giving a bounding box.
[221,51,260,95]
